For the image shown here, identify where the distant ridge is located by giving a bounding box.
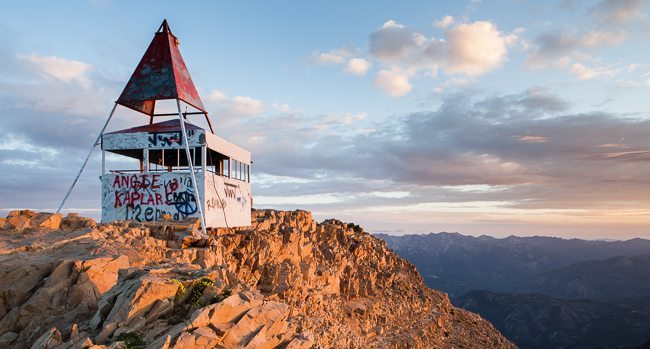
[376,231,650,349]
[376,232,650,297]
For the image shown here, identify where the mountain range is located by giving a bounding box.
[377,232,650,349]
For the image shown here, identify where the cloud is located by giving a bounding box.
[434,15,455,29]
[217,87,650,211]
[580,30,628,47]
[525,26,627,80]
[445,21,508,75]
[316,112,367,129]
[368,20,428,63]
[202,86,650,238]
[17,53,92,87]
[345,58,371,75]
[3,59,650,237]
[314,18,518,96]
[206,90,263,117]
[364,19,517,96]
[0,52,116,150]
[207,90,226,103]
[591,149,650,160]
[591,0,647,24]
[521,0,644,81]
[570,62,615,80]
[312,48,372,77]
[271,103,291,113]
[515,135,549,143]
[230,96,263,116]
[0,132,59,156]
[368,19,513,76]
[312,47,356,64]
[528,30,627,66]
[374,68,412,96]
[316,52,345,64]
[2,158,50,169]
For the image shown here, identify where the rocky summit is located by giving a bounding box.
[0,209,514,349]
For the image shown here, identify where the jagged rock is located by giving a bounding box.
[92,272,178,343]
[61,214,96,230]
[0,209,516,349]
[34,213,63,230]
[222,301,289,348]
[30,327,61,349]
[1,211,62,231]
[4,210,37,230]
[286,331,314,349]
[0,331,18,347]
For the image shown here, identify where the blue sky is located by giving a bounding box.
[1,0,650,239]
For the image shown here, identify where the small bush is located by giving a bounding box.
[117,332,145,349]
[186,278,214,308]
[171,278,186,297]
[346,223,363,233]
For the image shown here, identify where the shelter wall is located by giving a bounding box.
[102,129,204,150]
[101,171,251,227]
[204,172,252,227]
[205,132,251,164]
[101,172,204,223]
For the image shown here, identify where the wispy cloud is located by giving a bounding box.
[205,90,264,117]
[590,0,647,24]
[18,53,92,88]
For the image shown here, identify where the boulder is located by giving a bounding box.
[30,327,61,349]
[33,213,62,230]
[5,210,37,230]
[61,214,96,230]
[0,332,18,347]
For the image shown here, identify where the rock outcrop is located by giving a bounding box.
[0,210,515,348]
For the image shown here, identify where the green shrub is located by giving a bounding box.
[186,278,214,308]
[117,332,145,349]
[171,278,186,297]
[346,223,363,233]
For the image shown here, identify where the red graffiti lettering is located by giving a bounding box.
[113,176,121,189]
[114,190,122,207]
[151,174,161,189]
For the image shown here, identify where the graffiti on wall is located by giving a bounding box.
[103,173,200,222]
[102,171,251,227]
[204,173,251,227]
[148,131,183,147]
[102,129,201,150]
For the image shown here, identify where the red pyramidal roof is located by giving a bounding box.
[116,20,206,116]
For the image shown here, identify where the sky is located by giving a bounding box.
[1,0,649,239]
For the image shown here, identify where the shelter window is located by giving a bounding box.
[232,159,239,180]
[223,158,230,177]
[144,147,201,172]
[244,164,248,182]
[204,148,231,177]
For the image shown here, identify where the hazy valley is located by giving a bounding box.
[377,233,650,349]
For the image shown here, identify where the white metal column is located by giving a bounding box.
[143,149,149,173]
[201,145,207,173]
[177,100,208,237]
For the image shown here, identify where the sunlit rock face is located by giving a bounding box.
[0,209,515,349]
